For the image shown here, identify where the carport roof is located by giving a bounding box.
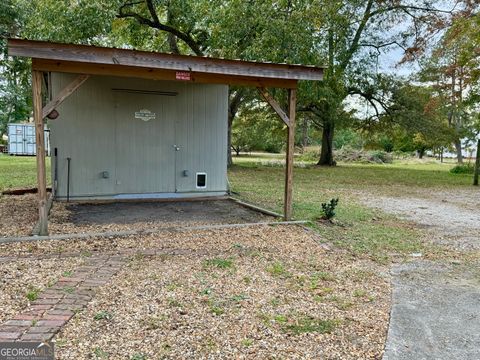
[8,38,324,89]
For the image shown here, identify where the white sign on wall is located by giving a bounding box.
[135,109,156,122]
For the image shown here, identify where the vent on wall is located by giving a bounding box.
[196,172,207,189]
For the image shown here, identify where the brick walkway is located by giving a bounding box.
[0,255,126,342]
[0,247,218,342]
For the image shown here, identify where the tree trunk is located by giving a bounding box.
[474,139,480,186]
[454,139,463,164]
[301,116,308,152]
[317,120,335,166]
[227,89,246,167]
[227,112,234,167]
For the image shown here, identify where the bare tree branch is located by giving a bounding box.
[117,0,204,56]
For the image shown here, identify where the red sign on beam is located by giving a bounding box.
[176,71,191,81]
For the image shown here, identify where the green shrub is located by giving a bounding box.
[94,310,113,321]
[298,147,320,162]
[450,164,475,174]
[130,353,147,360]
[333,129,364,150]
[282,317,338,335]
[320,198,339,220]
[26,287,40,302]
[203,258,234,269]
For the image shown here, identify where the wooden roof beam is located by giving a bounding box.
[9,39,323,82]
[32,59,298,89]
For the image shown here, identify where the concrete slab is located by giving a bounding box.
[56,199,272,227]
[383,261,480,360]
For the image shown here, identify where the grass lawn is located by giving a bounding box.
[0,154,51,192]
[229,154,473,262]
[0,153,472,261]
[0,153,474,358]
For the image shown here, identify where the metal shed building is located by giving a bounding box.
[50,75,228,200]
[8,39,324,235]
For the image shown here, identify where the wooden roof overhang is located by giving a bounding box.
[8,39,323,89]
[8,38,325,235]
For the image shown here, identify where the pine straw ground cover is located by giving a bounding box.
[2,225,391,359]
[0,257,83,323]
[0,194,38,237]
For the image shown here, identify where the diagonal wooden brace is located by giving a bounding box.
[257,87,290,127]
[42,74,90,119]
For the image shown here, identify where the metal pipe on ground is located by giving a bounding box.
[229,197,283,218]
[0,220,309,244]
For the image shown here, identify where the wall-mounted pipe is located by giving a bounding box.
[66,157,71,202]
[54,148,58,198]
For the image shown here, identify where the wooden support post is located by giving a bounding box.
[474,139,480,186]
[284,89,296,220]
[32,70,48,235]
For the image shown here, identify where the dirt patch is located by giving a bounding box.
[0,194,37,237]
[0,197,272,238]
[48,199,272,235]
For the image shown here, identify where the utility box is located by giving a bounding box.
[7,123,50,156]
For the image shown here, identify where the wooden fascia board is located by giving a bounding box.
[10,39,322,82]
[32,59,298,89]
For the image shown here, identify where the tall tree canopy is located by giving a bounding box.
[1,0,478,166]
[299,0,473,165]
[417,4,480,162]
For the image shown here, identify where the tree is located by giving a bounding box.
[418,8,480,163]
[0,0,30,136]
[114,0,317,166]
[369,82,454,156]
[231,101,286,155]
[300,0,463,165]
[0,0,120,136]
[4,0,469,165]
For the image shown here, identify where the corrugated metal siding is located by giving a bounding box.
[50,74,228,199]
[175,84,228,193]
[7,124,50,156]
[114,91,176,194]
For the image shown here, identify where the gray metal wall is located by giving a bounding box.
[50,74,228,199]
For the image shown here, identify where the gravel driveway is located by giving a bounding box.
[361,188,480,360]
